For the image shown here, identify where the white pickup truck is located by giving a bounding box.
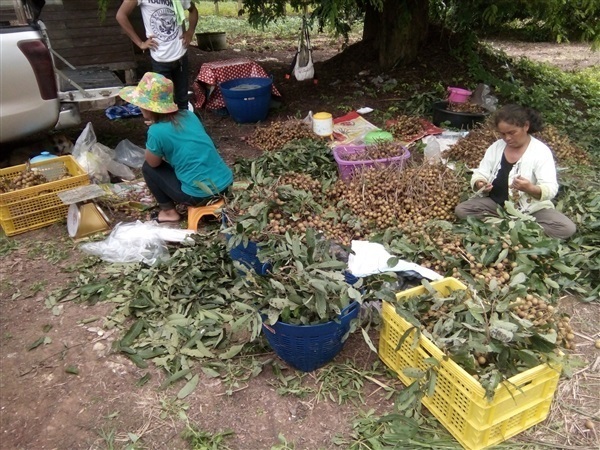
[0,0,123,145]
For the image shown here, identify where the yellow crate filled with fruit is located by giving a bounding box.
[0,156,89,235]
[379,277,563,450]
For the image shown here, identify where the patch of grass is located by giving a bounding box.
[193,9,362,51]
[271,434,296,450]
[0,236,18,257]
[182,423,235,450]
[272,360,395,406]
[460,42,600,156]
[202,357,268,396]
[30,281,47,294]
[196,1,297,18]
[26,241,69,264]
[97,427,117,450]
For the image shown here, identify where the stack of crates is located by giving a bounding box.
[378,278,562,450]
[0,156,90,236]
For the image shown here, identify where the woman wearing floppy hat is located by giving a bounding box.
[119,72,233,223]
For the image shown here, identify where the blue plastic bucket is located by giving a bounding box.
[262,301,360,372]
[219,77,272,123]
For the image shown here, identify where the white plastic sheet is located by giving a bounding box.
[347,240,443,281]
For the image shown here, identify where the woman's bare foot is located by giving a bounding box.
[155,208,181,223]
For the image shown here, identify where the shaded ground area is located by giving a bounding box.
[1,31,599,450]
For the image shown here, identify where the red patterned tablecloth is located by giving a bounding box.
[192,58,281,110]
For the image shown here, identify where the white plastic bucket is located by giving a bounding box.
[312,112,333,136]
[447,87,472,103]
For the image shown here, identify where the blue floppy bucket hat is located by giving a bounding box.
[119,72,179,114]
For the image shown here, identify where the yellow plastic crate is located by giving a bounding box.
[379,277,561,450]
[0,156,90,236]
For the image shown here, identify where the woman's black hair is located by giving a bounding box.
[494,104,544,133]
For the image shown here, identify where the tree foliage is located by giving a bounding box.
[432,0,600,49]
[241,0,600,49]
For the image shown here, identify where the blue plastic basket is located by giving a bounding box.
[344,271,360,286]
[262,301,360,372]
[228,239,272,275]
[219,77,272,123]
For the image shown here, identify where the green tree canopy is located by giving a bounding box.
[241,0,600,68]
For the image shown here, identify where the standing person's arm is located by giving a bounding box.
[181,2,199,48]
[116,0,157,52]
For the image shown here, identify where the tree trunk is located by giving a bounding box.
[364,0,429,69]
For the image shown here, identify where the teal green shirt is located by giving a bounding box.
[146,110,233,197]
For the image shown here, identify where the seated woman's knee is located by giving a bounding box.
[454,203,469,219]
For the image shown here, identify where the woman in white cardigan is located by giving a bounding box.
[455,104,576,239]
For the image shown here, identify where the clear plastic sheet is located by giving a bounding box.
[79,221,170,265]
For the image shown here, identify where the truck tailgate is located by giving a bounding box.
[58,67,123,102]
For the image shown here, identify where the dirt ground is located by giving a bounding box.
[1,32,599,450]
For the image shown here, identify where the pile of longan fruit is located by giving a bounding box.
[386,115,424,141]
[247,119,315,152]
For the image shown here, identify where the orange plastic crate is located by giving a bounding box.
[379,278,562,450]
[0,156,90,236]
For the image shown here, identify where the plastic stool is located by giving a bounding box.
[187,199,225,231]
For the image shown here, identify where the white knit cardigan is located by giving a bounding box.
[470,136,559,213]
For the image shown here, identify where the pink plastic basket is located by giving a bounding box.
[333,145,410,181]
[447,87,472,103]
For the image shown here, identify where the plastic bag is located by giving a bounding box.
[72,123,136,182]
[72,123,112,183]
[79,221,170,265]
[423,135,442,163]
[472,83,498,112]
[115,139,146,168]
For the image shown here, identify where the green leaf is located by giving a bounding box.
[394,326,416,352]
[177,374,199,399]
[482,242,502,266]
[537,329,558,344]
[509,272,527,286]
[120,319,145,348]
[309,279,328,293]
[27,337,45,351]
[136,373,152,387]
[219,344,244,360]
[127,353,148,369]
[161,368,192,389]
[427,371,437,397]
[315,294,327,319]
[402,368,425,379]
[347,286,362,301]
[544,277,560,289]
[269,297,299,310]
[551,262,577,275]
[423,357,439,367]
[65,365,79,375]
[361,328,378,353]
[201,366,221,378]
